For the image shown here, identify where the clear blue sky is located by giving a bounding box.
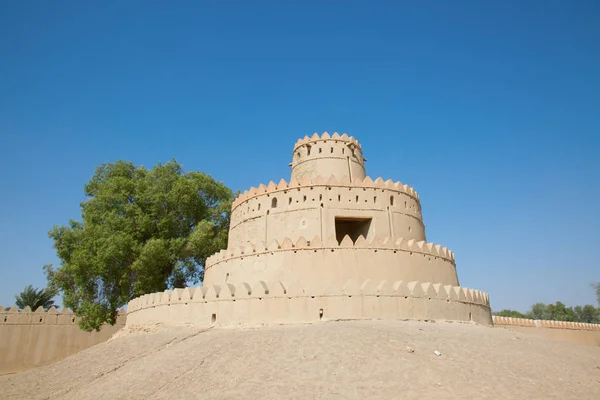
[1,1,599,312]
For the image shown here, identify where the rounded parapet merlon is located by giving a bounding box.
[205,234,455,269]
[492,316,600,331]
[124,279,491,328]
[231,175,419,210]
[0,306,126,325]
[126,278,490,315]
[293,132,361,152]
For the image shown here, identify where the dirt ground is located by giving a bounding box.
[1,320,599,399]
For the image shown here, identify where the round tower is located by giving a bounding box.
[125,131,493,330]
[290,132,366,182]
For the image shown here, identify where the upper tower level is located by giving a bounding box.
[290,132,366,182]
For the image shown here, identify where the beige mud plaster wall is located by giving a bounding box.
[291,137,366,182]
[0,307,126,374]
[205,235,458,289]
[229,183,424,247]
[126,279,492,328]
[492,316,600,347]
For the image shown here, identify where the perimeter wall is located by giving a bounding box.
[0,307,126,375]
[492,316,600,347]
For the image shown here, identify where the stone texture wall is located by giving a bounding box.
[492,316,600,347]
[0,307,125,375]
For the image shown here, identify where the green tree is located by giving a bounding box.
[493,309,527,318]
[15,285,57,311]
[574,305,598,323]
[527,302,550,320]
[545,301,576,321]
[45,160,233,331]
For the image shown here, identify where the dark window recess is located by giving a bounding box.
[334,217,372,243]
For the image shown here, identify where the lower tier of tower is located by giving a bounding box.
[204,235,459,291]
[125,279,492,328]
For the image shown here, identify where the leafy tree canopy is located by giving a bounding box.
[15,285,57,311]
[45,160,233,331]
[492,309,527,319]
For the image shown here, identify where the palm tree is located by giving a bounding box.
[14,285,57,310]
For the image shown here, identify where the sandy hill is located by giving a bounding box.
[1,321,599,399]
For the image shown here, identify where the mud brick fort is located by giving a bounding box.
[126,132,492,327]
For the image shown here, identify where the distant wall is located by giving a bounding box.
[0,307,126,375]
[492,316,600,347]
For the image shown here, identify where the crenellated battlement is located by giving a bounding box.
[290,132,367,182]
[493,316,600,331]
[0,306,126,326]
[128,279,488,313]
[231,175,419,210]
[292,132,362,152]
[206,234,454,269]
[125,278,492,328]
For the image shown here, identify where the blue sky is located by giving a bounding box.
[1,1,599,311]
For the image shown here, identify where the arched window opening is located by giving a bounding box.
[306,144,312,156]
[390,196,394,206]
[271,198,278,208]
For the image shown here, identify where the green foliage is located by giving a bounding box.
[494,300,600,324]
[574,305,598,323]
[15,285,57,311]
[525,302,600,323]
[45,160,233,331]
[527,302,551,320]
[492,309,527,318]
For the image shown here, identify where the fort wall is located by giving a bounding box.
[493,316,600,347]
[204,235,457,289]
[290,132,366,181]
[0,307,126,374]
[229,176,424,247]
[126,279,492,328]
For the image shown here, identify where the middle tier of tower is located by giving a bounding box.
[228,176,425,248]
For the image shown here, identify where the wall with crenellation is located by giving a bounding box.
[492,316,600,347]
[290,132,366,182]
[126,278,492,329]
[0,306,126,375]
[205,234,458,290]
[228,175,425,248]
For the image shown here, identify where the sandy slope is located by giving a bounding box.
[1,320,599,399]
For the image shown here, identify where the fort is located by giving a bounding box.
[2,133,599,399]
[126,132,493,328]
